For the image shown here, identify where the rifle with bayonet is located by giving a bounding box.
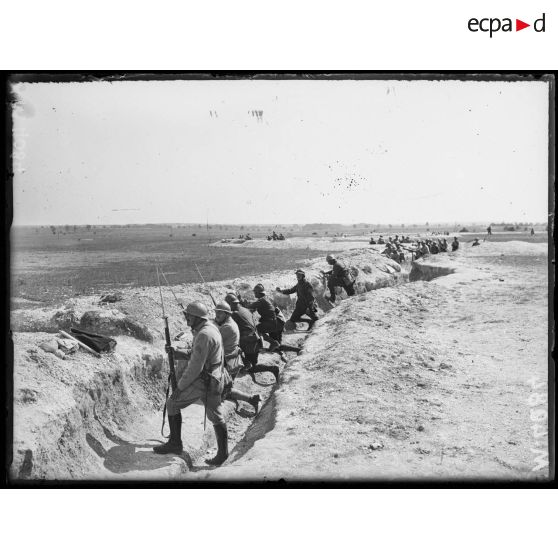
[157,267,177,436]
[194,263,217,306]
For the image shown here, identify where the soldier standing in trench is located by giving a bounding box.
[154,301,229,466]
[224,292,280,383]
[276,269,318,331]
[214,301,261,412]
[451,236,460,251]
[323,254,355,302]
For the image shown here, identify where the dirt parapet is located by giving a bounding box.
[11,304,155,343]
[231,248,401,316]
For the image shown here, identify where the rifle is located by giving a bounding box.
[157,267,178,437]
[194,263,217,306]
[160,268,186,311]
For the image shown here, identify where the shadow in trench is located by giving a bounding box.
[88,411,192,474]
[228,396,278,464]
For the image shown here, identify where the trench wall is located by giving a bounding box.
[10,248,402,480]
[409,259,456,282]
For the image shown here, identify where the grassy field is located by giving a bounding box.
[10,225,324,305]
[10,223,548,306]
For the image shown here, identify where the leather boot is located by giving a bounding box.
[206,423,229,466]
[153,413,183,454]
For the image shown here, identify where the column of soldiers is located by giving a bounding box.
[152,255,355,466]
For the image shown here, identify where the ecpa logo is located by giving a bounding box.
[468,13,546,37]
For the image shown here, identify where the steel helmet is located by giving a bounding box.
[224,292,239,304]
[326,254,335,263]
[295,269,305,276]
[253,283,266,295]
[215,301,232,314]
[185,301,209,319]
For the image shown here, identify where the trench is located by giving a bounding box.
[211,258,457,474]
[12,253,458,481]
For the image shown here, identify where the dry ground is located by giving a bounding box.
[10,237,550,482]
[200,240,550,482]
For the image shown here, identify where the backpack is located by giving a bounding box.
[70,327,117,353]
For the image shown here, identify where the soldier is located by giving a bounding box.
[214,302,261,412]
[276,269,318,331]
[154,301,229,466]
[324,254,355,302]
[224,292,280,382]
[239,284,301,357]
[239,283,282,351]
[472,238,480,246]
[451,237,459,251]
[486,225,492,236]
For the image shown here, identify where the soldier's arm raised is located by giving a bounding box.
[278,285,297,295]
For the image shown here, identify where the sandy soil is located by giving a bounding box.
[10,239,550,482]
[200,241,550,482]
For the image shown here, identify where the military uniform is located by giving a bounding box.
[166,320,225,425]
[326,259,355,300]
[218,316,244,380]
[279,278,318,324]
[243,295,284,344]
[231,305,262,367]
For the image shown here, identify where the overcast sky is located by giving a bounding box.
[11,78,549,226]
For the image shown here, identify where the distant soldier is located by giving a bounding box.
[369,237,376,245]
[377,235,385,245]
[417,241,430,259]
[278,233,285,240]
[440,238,448,252]
[451,237,459,251]
[430,241,439,254]
[531,228,535,236]
[276,269,318,331]
[324,254,355,302]
[154,301,228,466]
[487,225,492,236]
[224,293,280,383]
[214,302,261,412]
[472,238,480,246]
